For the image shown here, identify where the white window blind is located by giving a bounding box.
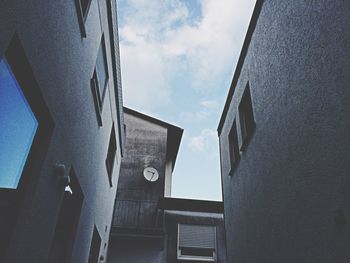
[178,224,216,248]
[177,224,217,261]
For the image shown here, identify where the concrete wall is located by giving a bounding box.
[0,0,123,262]
[219,1,350,262]
[112,112,168,229]
[108,111,169,263]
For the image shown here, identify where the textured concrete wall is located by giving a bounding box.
[108,112,169,263]
[219,1,350,262]
[0,0,123,262]
[112,112,168,228]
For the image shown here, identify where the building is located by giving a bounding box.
[159,198,227,263]
[0,0,124,262]
[218,1,350,262]
[108,108,227,263]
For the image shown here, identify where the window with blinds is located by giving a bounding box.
[177,224,217,261]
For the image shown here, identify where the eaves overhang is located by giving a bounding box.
[158,197,224,214]
[123,107,183,170]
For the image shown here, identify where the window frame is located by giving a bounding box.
[177,224,217,262]
[49,168,84,263]
[75,0,93,37]
[105,124,117,187]
[0,58,38,189]
[228,119,240,175]
[0,34,54,198]
[91,35,109,127]
[88,226,102,263]
[0,34,54,261]
[239,83,255,150]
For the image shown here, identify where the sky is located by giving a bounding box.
[116,0,256,201]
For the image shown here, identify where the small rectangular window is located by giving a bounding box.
[88,226,101,263]
[239,83,255,150]
[177,224,217,261]
[91,36,109,126]
[75,0,92,37]
[91,71,102,126]
[228,120,240,175]
[106,125,117,186]
[95,37,109,98]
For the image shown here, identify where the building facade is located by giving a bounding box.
[218,1,350,262]
[160,198,227,263]
[108,108,227,263]
[0,0,124,262]
[108,107,183,263]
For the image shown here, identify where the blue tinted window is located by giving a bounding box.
[0,58,38,189]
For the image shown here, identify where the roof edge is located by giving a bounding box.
[123,106,183,170]
[217,0,264,135]
[124,107,183,132]
[158,197,224,214]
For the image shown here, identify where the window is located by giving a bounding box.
[0,58,38,189]
[88,226,101,263]
[239,83,255,150]
[91,36,109,126]
[228,120,240,175]
[106,125,117,186]
[75,0,93,37]
[49,169,84,263]
[177,224,217,261]
[95,37,108,98]
[79,0,92,19]
[0,34,54,262]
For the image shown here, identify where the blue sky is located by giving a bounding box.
[117,0,256,200]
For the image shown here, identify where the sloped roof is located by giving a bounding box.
[123,107,183,170]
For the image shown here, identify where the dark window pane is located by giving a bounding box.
[228,120,240,173]
[88,226,101,263]
[49,169,83,263]
[80,0,91,18]
[106,125,117,186]
[0,58,38,189]
[239,83,255,148]
[180,247,215,258]
[96,40,108,99]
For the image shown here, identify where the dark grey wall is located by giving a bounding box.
[108,236,164,263]
[0,0,123,262]
[219,1,350,262]
[108,210,226,263]
[112,112,168,229]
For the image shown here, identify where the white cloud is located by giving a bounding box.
[188,128,218,159]
[200,99,220,110]
[179,110,210,123]
[118,0,256,110]
[119,40,170,110]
